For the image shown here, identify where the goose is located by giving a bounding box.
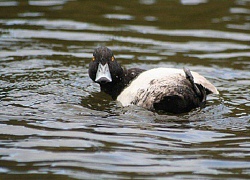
[88,46,219,114]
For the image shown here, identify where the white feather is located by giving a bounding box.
[117,68,218,106]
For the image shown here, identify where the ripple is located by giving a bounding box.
[180,0,208,5]
[0,19,117,31]
[18,12,44,17]
[103,14,134,20]
[127,25,250,42]
[4,29,112,42]
[188,52,250,59]
[28,0,69,6]
[1,0,250,179]
[230,7,250,14]
[0,1,18,6]
[227,23,250,30]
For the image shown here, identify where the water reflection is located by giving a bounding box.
[0,0,250,179]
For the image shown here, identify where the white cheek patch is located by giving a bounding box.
[95,63,112,82]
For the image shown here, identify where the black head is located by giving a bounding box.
[89,47,145,100]
[88,46,124,85]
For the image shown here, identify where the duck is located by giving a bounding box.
[88,46,219,114]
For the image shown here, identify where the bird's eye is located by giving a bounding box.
[92,56,95,61]
[111,56,115,61]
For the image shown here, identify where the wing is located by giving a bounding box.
[132,74,203,113]
[117,67,218,109]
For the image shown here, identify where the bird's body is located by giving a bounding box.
[88,47,219,114]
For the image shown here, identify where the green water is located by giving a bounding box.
[0,0,249,179]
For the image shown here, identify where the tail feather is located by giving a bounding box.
[183,67,206,106]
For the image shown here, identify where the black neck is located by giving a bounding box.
[100,80,125,100]
[99,68,145,100]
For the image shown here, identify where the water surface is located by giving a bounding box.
[0,0,250,179]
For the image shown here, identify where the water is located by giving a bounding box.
[0,0,249,179]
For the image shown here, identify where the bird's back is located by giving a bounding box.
[117,68,217,113]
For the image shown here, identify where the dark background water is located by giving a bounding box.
[0,0,249,179]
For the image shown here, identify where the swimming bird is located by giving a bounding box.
[88,46,219,114]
